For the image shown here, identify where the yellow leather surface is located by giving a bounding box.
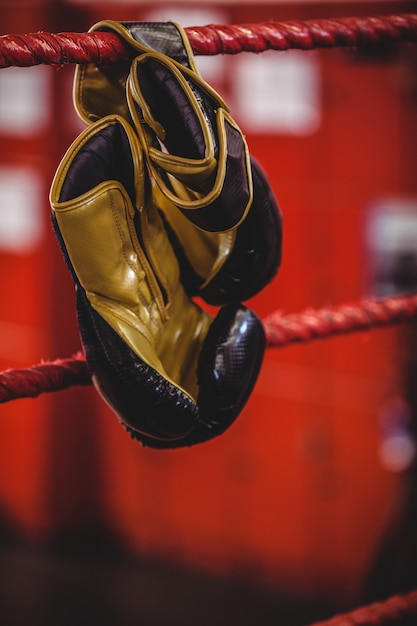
[74,61,133,124]
[154,185,235,286]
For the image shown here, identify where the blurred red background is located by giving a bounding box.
[0,0,416,617]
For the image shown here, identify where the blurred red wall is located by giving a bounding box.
[0,0,416,606]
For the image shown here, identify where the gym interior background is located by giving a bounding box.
[0,0,416,624]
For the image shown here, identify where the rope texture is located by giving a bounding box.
[187,13,417,56]
[310,588,417,626]
[264,293,417,348]
[0,14,416,68]
[1,294,416,403]
[0,353,91,403]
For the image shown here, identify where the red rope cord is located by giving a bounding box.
[309,588,417,626]
[0,14,416,68]
[0,352,90,403]
[0,293,416,403]
[186,13,417,56]
[264,293,417,348]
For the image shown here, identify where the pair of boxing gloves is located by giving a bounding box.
[50,20,283,448]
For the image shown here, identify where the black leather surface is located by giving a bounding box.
[137,58,208,160]
[200,157,283,304]
[59,124,135,205]
[121,21,191,66]
[183,119,251,232]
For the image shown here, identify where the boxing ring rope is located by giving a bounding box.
[0,13,416,68]
[0,13,417,625]
[311,588,417,626]
[0,292,416,403]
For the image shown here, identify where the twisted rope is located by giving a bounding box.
[0,353,90,403]
[0,14,416,68]
[187,13,417,56]
[264,293,417,348]
[309,588,417,626]
[1,293,416,403]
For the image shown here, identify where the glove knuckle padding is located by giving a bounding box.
[50,115,265,447]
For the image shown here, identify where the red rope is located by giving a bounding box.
[0,14,416,68]
[186,13,417,56]
[0,293,416,403]
[264,293,417,348]
[309,588,417,626]
[0,31,129,68]
[0,352,90,403]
